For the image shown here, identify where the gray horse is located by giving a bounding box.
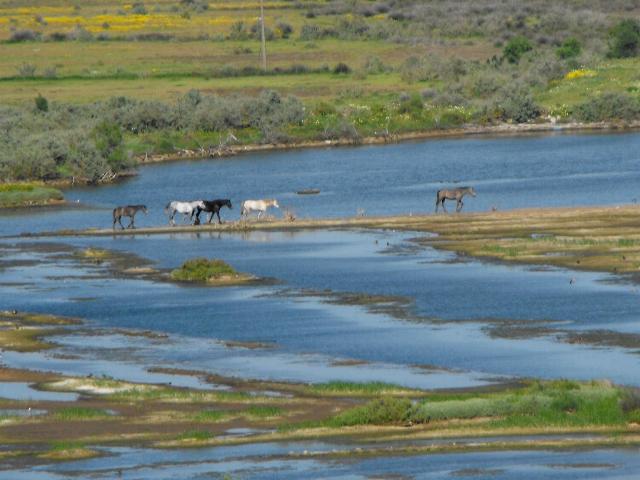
[435,187,476,213]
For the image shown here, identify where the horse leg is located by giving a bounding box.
[216,211,222,224]
[113,215,117,230]
[118,216,125,230]
[257,210,263,220]
[169,211,175,226]
[128,215,135,229]
[456,200,463,213]
[442,199,448,214]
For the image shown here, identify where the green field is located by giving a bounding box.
[1,0,640,184]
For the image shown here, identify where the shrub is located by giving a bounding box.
[9,29,40,42]
[228,21,248,40]
[92,120,130,171]
[493,86,540,123]
[363,56,389,74]
[275,21,293,38]
[300,24,321,40]
[556,37,581,59]
[35,94,48,112]
[131,2,147,14]
[333,62,351,74]
[16,63,37,78]
[43,67,58,78]
[67,26,93,41]
[574,92,640,122]
[502,36,533,64]
[250,22,275,41]
[620,388,640,414]
[48,32,68,41]
[398,93,423,114]
[469,70,506,98]
[329,397,412,427]
[608,19,640,58]
[321,118,360,142]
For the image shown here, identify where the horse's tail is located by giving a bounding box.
[112,207,118,218]
[164,202,171,214]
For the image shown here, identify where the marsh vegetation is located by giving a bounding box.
[170,257,255,285]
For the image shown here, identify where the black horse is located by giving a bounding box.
[194,199,233,225]
[113,205,148,229]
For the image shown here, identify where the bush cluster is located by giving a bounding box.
[0,90,305,182]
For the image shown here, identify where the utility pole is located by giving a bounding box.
[260,0,267,71]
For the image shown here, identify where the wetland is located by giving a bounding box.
[2,132,640,478]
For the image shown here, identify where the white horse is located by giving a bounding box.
[165,200,205,226]
[241,199,279,219]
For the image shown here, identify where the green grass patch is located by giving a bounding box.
[617,239,640,247]
[178,430,214,441]
[170,258,237,283]
[244,406,283,418]
[305,381,420,396]
[108,386,252,403]
[284,380,632,432]
[193,410,229,422]
[0,183,63,208]
[50,441,86,451]
[53,407,111,420]
[480,244,521,257]
[412,380,627,428]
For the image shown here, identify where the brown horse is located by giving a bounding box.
[435,187,476,213]
[113,205,148,229]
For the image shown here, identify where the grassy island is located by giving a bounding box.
[170,258,255,286]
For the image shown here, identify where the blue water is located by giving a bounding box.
[5,445,640,479]
[2,132,640,236]
[2,132,640,477]
[2,228,640,386]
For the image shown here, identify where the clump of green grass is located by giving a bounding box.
[50,440,85,451]
[170,258,238,282]
[0,183,63,208]
[53,407,111,420]
[193,410,228,422]
[328,397,412,427]
[178,430,214,441]
[481,244,521,257]
[617,239,640,247]
[412,380,626,428]
[278,397,411,432]
[108,386,252,403]
[305,381,418,396]
[244,406,282,418]
[284,380,632,432]
[0,183,36,192]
